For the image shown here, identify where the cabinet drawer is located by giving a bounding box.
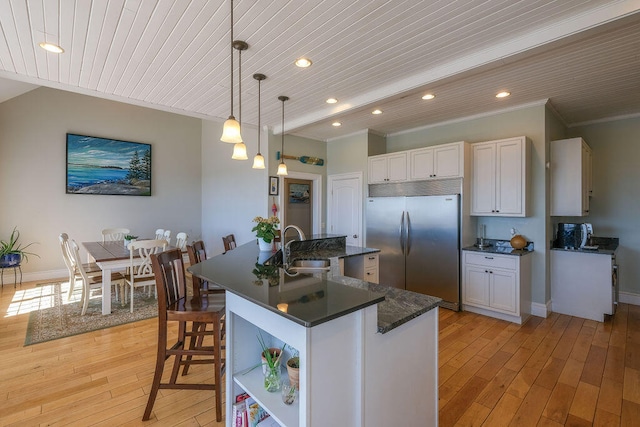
[464,252,516,270]
[364,266,379,284]
[364,254,379,268]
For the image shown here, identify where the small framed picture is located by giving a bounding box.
[269,176,279,195]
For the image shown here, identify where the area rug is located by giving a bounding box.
[24,281,158,346]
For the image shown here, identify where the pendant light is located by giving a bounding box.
[231,40,248,160]
[252,73,266,169]
[221,0,242,143]
[276,96,289,176]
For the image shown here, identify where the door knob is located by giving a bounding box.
[353,234,358,238]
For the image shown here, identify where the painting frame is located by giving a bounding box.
[269,176,279,195]
[66,133,152,196]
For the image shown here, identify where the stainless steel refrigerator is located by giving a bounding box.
[366,195,460,310]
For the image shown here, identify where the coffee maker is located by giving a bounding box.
[555,223,593,249]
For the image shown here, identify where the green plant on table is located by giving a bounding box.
[0,227,39,264]
[124,235,139,240]
[251,216,280,244]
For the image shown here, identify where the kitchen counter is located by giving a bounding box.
[550,236,619,256]
[188,241,440,334]
[462,239,534,256]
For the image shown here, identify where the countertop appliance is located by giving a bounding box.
[366,195,460,310]
[555,222,593,249]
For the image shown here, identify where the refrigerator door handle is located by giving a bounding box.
[400,211,406,255]
[406,211,412,255]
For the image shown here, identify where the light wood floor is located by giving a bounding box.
[0,279,638,426]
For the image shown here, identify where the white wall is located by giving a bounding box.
[201,120,269,255]
[0,87,202,278]
[569,116,640,298]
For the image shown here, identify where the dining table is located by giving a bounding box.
[82,240,139,315]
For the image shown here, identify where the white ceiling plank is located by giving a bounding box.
[10,0,37,77]
[57,0,74,85]
[78,0,109,88]
[26,0,48,79]
[68,0,92,86]
[87,0,126,90]
[0,0,19,73]
[104,0,156,94]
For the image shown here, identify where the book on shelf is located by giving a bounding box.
[232,392,251,427]
[246,397,271,427]
[256,416,281,427]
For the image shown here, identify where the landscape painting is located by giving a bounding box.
[66,133,151,196]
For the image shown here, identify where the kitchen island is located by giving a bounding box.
[188,240,441,427]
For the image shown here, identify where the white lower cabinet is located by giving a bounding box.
[344,253,379,283]
[462,251,531,324]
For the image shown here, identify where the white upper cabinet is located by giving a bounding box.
[471,136,530,217]
[410,141,463,180]
[368,152,408,183]
[550,137,592,216]
[369,141,465,184]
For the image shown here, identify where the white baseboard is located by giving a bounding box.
[619,291,640,306]
[0,268,67,286]
[531,301,551,318]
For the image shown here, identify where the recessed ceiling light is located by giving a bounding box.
[326,98,338,104]
[372,109,382,115]
[332,121,342,127]
[421,93,435,100]
[295,58,312,68]
[39,42,64,53]
[496,91,511,98]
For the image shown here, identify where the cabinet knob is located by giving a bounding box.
[353,234,358,238]
[485,270,489,273]
[491,210,496,212]
[368,256,375,260]
[484,256,493,259]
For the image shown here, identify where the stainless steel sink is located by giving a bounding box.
[287,259,330,273]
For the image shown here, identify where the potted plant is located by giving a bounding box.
[252,216,280,251]
[257,332,285,392]
[286,346,300,389]
[124,234,139,248]
[0,227,39,267]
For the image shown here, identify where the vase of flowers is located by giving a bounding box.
[252,216,279,251]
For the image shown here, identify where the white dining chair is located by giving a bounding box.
[59,233,103,300]
[102,227,130,242]
[125,239,168,313]
[175,232,188,251]
[155,229,165,240]
[68,239,126,315]
[163,230,171,244]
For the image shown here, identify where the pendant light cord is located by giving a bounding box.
[229,0,234,117]
[257,78,261,152]
[238,47,242,125]
[281,98,285,154]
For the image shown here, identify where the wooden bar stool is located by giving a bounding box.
[144,248,226,422]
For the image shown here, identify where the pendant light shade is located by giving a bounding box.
[252,73,266,169]
[221,118,242,143]
[252,153,265,169]
[232,142,248,159]
[221,0,242,143]
[276,95,289,176]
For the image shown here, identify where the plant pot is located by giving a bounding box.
[258,238,272,252]
[0,253,21,267]
[124,238,136,248]
[286,357,299,388]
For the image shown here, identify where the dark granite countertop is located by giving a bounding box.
[550,236,618,256]
[462,239,534,256]
[188,240,439,334]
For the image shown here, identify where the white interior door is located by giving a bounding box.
[328,172,362,247]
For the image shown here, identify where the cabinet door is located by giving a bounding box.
[582,143,591,214]
[464,265,490,307]
[409,148,434,180]
[387,153,408,182]
[368,156,389,184]
[489,269,517,313]
[495,139,523,215]
[471,143,496,215]
[433,144,461,178]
